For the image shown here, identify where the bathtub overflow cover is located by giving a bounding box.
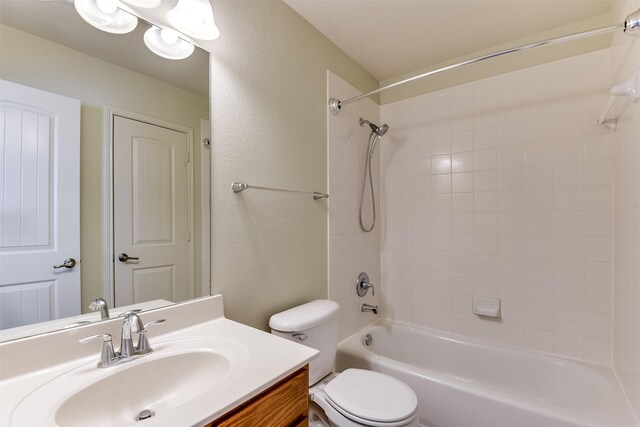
[136,409,155,421]
[362,333,372,346]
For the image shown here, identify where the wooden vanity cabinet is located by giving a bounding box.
[207,365,309,427]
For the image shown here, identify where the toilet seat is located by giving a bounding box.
[311,369,418,427]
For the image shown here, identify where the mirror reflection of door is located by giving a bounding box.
[0,80,81,328]
[112,115,193,306]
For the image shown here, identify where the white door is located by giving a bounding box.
[0,80,81,329]
[113,116,191,306]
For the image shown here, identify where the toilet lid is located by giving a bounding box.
[324,369,417,424]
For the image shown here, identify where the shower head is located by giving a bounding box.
[625,8,640,35]
[359,118,390,137]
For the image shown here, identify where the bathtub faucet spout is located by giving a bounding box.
[361,303,378,315]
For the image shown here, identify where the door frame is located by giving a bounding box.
[200,119,211,298]
[102,107,194,306]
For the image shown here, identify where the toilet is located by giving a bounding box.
[270,300,419,427]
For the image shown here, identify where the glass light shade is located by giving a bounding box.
[167,0,220,41]
[144,26,195,60]
[74,0,137,34]
[119,0,161,8]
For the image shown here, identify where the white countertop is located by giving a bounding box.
[0,299,173,343]
[0,295,318,426]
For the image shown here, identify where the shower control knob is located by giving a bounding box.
[356,272,375,297]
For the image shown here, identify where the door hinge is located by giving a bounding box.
[186,151,191,163]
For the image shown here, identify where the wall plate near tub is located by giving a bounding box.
[472,296,501,318]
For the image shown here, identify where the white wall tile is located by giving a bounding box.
[475,148,498,170]
[452,130,474,152]
[525,142,554,165]
[474,127,498,149]
[452,172,474,193]
[328,72,382,340]
[452,151,474,172]
[498,122,524,146]
[499,145,525,168]
[379,49,615,364]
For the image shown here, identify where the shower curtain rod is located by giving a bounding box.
[328,8,640,114]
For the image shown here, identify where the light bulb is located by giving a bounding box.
[160,28,179,44]
[119,0,161,8]
[74,0,137,34]
[96,0,117,14]
[144,26,194,60]
[167,0,220,41]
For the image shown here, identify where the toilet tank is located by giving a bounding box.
[269,300,340,386]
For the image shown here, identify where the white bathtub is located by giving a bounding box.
[335,321,637,427]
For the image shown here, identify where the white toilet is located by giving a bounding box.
[270,300,419,427]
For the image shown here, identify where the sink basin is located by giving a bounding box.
[10,336,249,426]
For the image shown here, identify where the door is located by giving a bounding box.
[0,80,81,329]
[113,116,191,306]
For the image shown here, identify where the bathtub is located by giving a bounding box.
[335,321,637,427]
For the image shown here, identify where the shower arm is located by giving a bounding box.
[329,8,640,115]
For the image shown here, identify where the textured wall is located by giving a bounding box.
[0,24,209,311]
[209,1,378,330]
[327,71,381,340]
[611,0,640,420]
[380,49,614,363]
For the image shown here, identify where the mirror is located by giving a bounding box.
[0,0,211,341]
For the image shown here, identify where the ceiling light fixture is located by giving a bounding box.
[167,0,220,41]
[74,0,137,34]
[144,26,195,60]
[73,0,217,60]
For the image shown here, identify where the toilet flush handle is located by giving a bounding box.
[292,333,307,342]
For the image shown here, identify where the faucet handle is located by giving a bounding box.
[136,319,166,354]
[79,333,112,344]
[356,272,375,297]
[143,319,166,330]
[79,334,117,368]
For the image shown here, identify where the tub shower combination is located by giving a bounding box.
[336,322,636,427]
[329,8,640,427]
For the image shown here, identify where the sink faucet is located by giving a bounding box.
[80,314,165,368]
[361,303,378,315]
[88,297,110,320]
[120,311,145,358]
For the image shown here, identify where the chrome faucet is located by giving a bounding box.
[361,303,378,315]
[80,313,165,368]
[120,311,144,358]
[88,297,110,320]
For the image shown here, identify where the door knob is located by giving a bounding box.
[53,258,77,269]
[118,253,140,262]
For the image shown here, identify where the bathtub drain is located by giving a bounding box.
[362,333,372,346]
[136,409,155,421]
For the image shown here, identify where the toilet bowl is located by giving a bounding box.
[310,370,418,427]
[270,300,419,427]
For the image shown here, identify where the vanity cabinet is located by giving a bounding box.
[207,365,309,427]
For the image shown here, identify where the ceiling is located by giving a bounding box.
[284,0,612,82]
